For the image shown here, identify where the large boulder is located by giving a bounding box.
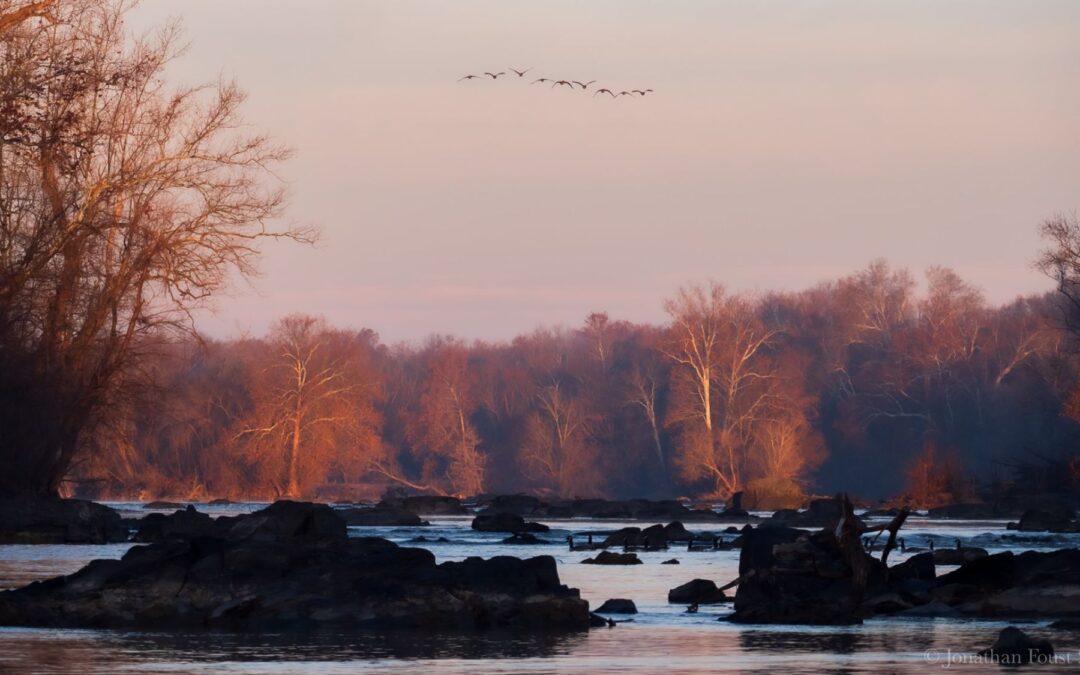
[730,525,884,624]
[595,598,637,614]
[337,506,428,527]
[0,496,128,544]
[477,495,545,516]
[929,549,1080,618]
[471,513,548,533]
[0,501,590,631]
[667,579,727,604]
[978,627,1054,665]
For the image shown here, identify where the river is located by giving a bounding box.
[1,502,1077,673]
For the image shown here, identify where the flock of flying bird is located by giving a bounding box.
[458,67,653,98]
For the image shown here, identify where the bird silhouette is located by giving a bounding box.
[572,80,596,89]
[593,88,617,98]
[631,89,653,96]
[509,67,531,77]
[532,77,553,85]
[616,90,633,97]
[484,71,506,79]
[552,80,575,89]
[458,74,481,81]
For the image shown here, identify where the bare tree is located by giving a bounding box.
[0,0,310,494]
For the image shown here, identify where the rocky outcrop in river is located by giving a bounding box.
[0,496,128,544]
[0,501,590,631]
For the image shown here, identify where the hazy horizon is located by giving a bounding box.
[130,1,1079,342]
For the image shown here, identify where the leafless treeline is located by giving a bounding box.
[72,261,1080,503]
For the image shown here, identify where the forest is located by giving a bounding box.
[2,1,1078,508]
[68,260,1080,505]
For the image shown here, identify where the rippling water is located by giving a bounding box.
[1,503,1077,673]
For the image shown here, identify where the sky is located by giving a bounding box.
[130,1,1080,343]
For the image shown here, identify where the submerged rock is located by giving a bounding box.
[501,532,547,545]
[978,627,1054,665]
[134,506,216,543]
[0,496,128,544]
[0,501,589,631]
[595,598,637,614]
[581,551,642,565]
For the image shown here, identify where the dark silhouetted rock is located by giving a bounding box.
[932,547,988,566]
[0,501,589,631]
[595,598,637,614]
[501,532,547,545]
[338,506,428,527]
[0,497,127,544]
[143,501,185,510]
[667,579,727,604]
[472,513,548,533]
[1007,508,1080,533]
[134,506,216,543]
[889,552,935,583]
[768,498,861,529]
[582,551,642,565]
[978,627,1054,664]
[930,549,1080,617]
[661,558,680,565]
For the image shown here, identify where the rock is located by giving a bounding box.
[978,627,1054,664]
[337,506,428,527]
[667,579,727,604]
[379,495,468,515]
[0,501,590,631]
[1007,508,1080,533]
[889,552,936,583]
[930,549,1080,618]
[471,513,548,533]
[133,506,216,543]
[501,532,547,545]
[661,558,680,565]
[896,600,961,617]
[730,524,884,624]
[588,612,608,628]
[595,598,637,614]
[0,496,128,544]
[582,551,642,565]
[767,498,862,529]
[932,547,988,566]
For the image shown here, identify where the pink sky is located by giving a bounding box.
[132,1,1080,343]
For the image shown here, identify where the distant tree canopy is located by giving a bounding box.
[69,260,1080,503]
[0,0,308,495]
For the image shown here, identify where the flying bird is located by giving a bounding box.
[572,80,596,90]
[458,74,481,81]
[509,67,532,77]
[632,89,654,96]
[593,88,617,98]
[484,71,506,79]
[616,91,633,97]
[552,80,575,89]
[532,77,553,85]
